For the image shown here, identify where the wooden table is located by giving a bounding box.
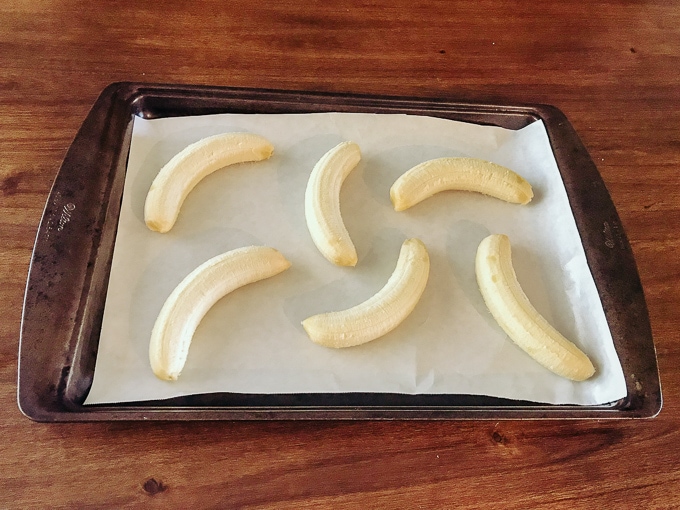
[1,1,678,507]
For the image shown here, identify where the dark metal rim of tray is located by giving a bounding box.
[17,82,662,421]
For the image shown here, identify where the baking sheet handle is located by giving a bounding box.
[18,84,133,421]
[540,104,662,417]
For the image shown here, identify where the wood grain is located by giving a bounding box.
[1,0,679,507]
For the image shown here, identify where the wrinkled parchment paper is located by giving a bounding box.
[84,112,626,405]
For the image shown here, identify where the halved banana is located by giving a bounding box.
[144,132,274,233]
[475,234,595,381]
[149,246,291,381]
[304,141,361,266]
[302,238,430,348]
[390,157,533,211]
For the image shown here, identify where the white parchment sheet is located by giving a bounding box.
[84,112,626,405]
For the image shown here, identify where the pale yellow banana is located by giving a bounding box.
[475,234,595,381]
[149,246,291,381]
[390,157,533,211]
[302,238,430,348]
[304,141,361,266]
[144,132,274,233]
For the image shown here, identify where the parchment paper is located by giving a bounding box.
[84,112,627,405]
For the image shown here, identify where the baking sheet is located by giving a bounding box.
[84,112,627,406]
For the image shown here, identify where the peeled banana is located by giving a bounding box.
[149,246,291,381]
[144,132,274,233]
[304,141,361,266]
[302,238,430,348]
[475,234,595,381]
[390,157,533,211]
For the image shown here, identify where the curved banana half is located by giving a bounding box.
[304,141,361,266]
[144,132,274,233]
[475,234,595,381]
[149,246,291,381]
[302,238,430,348]
[390,157,533,211]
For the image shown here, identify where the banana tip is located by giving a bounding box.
[301,317,318,341]
[330,252,358,267]
[390,190,408,212]
[145,219,170,233]
[151,366,179,381]
[572,362,596,382]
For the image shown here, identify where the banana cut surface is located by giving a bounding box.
[475,234,595,381]
[390,157,533,211]
[304,141,361,266]
[149,246,291,381]
[302,238,430,348]
[144,132,274,233]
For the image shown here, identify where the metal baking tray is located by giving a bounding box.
[18,82,661,421]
